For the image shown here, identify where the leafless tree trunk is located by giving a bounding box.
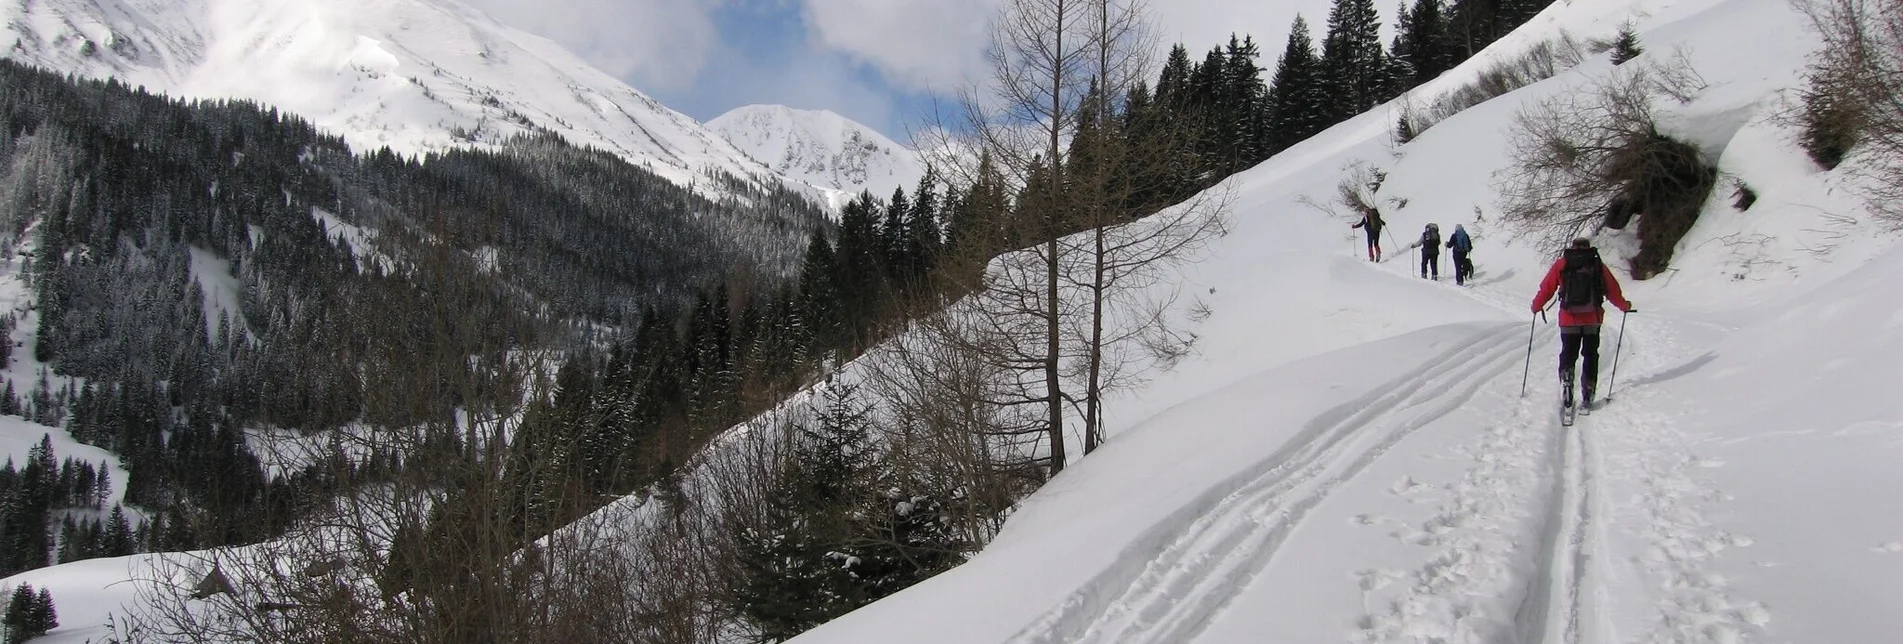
[920,0,1099,474]
[1066,0,1229,454]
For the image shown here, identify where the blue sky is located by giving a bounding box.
[645,2,942,140]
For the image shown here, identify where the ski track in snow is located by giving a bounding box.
[1350,255,1771,644]
[1006,321,1527,644]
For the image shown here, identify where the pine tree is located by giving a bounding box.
[29,589,52,638]
[2,583,55,643]
[903,170,943,283]
[1221,35,1271,170]
[1156,45,1197,113]
[1268,16,1330,152]
[1321,0,1388,120]
[795,233,843,362]
[104,505,134,557]
[1610,24,1643,65]
[729,384,876,639]
[1399,0,1458,87]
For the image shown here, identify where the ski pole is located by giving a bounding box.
[1606,309,1630,402]
[1519,310,1541,398]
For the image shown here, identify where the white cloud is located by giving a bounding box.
[462,0,724,92]
[796,0,1341,91]
[800,0,1003,90]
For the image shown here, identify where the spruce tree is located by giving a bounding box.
[881,187,911,284]
[1393,0,1457,89]
[1321,0,1387,120]
[1156,45,1197,113]
[904,171,943,283]
[1268,17,1329,152]
[1610,24,1643,65]
[795,233,843,362]
[1221,35,1270,170]
[2,583,55,643]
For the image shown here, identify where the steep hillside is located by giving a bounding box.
[0,0,775,190]
[0,60,825,602]
[710,105,926,203]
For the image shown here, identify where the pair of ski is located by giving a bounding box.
[1559,381,1604,427]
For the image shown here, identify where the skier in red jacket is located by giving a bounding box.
[1530,239,1634,408]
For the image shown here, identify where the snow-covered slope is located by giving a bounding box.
[0,0,773,189]
[709,105,926,200]
[780,0,1903,643]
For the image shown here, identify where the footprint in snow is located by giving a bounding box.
[1353,568,1404,591]
[1388,476,1426,496]
[1873,541,1903,553]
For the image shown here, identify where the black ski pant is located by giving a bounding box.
[1364,230,1382,261]
[1452,250,1472,284]
[1559,325,1602,396]
[1420,249,1439,279]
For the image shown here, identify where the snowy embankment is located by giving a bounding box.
[789,0,1903,642]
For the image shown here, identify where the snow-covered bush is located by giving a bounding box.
[1497,64,1718,278]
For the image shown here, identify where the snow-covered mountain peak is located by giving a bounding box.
[0,0,775,190]
[709,104,926,198]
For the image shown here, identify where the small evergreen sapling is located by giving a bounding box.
[1611,25,1643,65]
[2,584,58,643]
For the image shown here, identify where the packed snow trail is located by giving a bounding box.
[1516,414,1603,644]
[1006,322,1535,644]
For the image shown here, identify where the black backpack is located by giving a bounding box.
[1559,248,1605,312]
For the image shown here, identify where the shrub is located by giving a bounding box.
[1498,67,1719,279]
[1795,0,1903,224]
[1397,34,1589,139]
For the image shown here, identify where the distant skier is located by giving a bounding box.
[1449,224,1474,285]
[1408,223,1442,279]
[1530,238,1634,409]
[1350,210,1385,261]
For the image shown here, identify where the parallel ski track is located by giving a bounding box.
[1516,386,1616,644]
[1006,322,1530,644]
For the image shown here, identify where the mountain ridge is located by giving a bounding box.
[0,0,778,191]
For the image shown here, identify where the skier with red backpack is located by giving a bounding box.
[1530,238,1634,412]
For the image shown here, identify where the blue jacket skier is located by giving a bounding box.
[1449,225,1474,285]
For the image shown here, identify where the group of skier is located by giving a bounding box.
[1350,212,1635,417]
[1350,212,1475,285]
